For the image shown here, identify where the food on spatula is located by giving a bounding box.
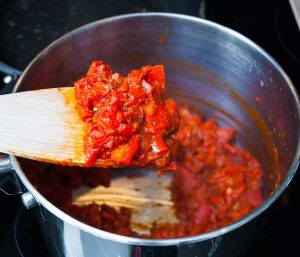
[74,61,180,174]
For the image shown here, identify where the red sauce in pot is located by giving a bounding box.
[144,107,263,238]
[23,105,263,239]
[74,61,179,173]
[24,65,263,239]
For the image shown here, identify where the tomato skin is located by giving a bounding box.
[111,135,140,165]
[145,65,166,94]
[151,136,168,154]
[74,61,180,170]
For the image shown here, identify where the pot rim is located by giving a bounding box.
[11,12,300,246]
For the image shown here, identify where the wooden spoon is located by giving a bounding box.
[72,169,178,234]
[0,87,113,167]
[1,88,179,233]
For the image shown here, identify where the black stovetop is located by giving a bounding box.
[0,1,300,257]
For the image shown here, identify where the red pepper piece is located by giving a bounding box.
[111,135,140,165]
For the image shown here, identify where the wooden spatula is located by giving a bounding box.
[72,168,178,234]
[0,87,112,166]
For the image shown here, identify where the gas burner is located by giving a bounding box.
[275,0,300,64]
[13,206,51,257]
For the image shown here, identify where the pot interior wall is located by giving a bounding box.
[17,15,298,199]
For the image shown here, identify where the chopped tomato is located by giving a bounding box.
[74,61,180,171]
[111,135,140,165]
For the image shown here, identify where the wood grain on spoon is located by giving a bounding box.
[0,87,113,167]
[72,170,178,234]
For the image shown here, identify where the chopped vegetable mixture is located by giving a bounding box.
[74,61,180,174]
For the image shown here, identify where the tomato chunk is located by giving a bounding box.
[111,135,140,165]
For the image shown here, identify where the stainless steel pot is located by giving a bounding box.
[0,13,299,257]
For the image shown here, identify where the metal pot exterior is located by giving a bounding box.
[2,13,299,257]
[34,204,264,257]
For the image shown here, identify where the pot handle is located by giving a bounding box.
[0,153,23,195]
[0,61,23,195]
[0,62,38,207]
[0,154,37,208]
[0,60,22,94]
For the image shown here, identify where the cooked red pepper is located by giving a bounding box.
[74,61,180,173]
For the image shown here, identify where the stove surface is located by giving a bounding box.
[0,0,299,257]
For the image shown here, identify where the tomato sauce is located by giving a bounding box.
[144,107,263,238]
[74,61,180,173]
[24,85,263,239]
